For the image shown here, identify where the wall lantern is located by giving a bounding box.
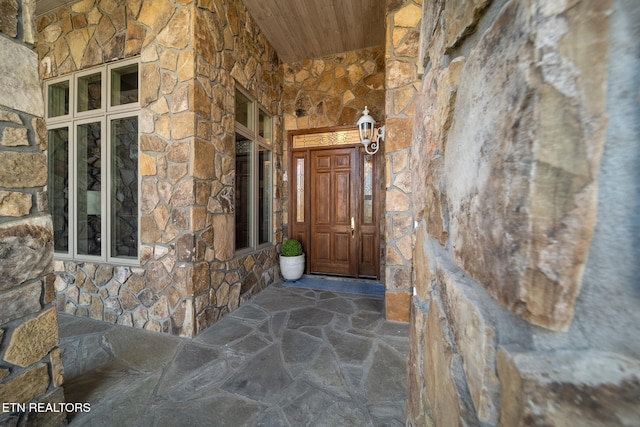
[356,106,385,155]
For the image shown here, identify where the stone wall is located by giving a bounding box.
[0,0,67,425]
[383,0,422,322]
[38,0,283,337]
[407,0,640,425]
[283,46,385,131]
[195,0,284,334]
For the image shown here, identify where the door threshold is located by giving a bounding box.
[308,274,379,283]
[282,275,385,297]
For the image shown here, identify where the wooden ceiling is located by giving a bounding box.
[36,0,386,64]
[241,0,386,63]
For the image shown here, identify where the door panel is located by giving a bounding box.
[315,172,331,223]
[359,231,377,277]
[310,148,356,276]
[335,233,351,261]
[315,232,331,260]
[335,171,350,223]
[335,154,350,167]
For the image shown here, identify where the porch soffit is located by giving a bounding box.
[241,0,386,63]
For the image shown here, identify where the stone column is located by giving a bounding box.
[0,0,66,425]
[384,0,422,321]
[189,0,284,333]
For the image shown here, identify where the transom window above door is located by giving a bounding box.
[45,58,140,264]
[292,128,361,148]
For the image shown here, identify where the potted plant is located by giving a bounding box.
[280,238,305,281]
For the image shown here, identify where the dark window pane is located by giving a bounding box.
[259,109,272,143]
[235,90,253,129]
[48,81,69,118]
[235,133,253,250]
[77,121,102,256]
[77,72,102,113]
[111,116,138,258]
[258,147,272,244]
[48,127,70,253]
[111,64,138,106]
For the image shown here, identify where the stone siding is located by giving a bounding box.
[38,0,284,337]
[407,0,640,425]
[0,1,67,425]
[283,46,385,131]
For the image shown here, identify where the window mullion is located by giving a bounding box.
[70,120,78,259]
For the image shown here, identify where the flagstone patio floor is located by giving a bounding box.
[58,282,410,426]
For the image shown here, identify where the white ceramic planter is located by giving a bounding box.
[280,254,305,281]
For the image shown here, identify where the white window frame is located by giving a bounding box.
[45,58,141,265]
[234,86,273,254]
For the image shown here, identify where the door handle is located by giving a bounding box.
[351,217,355,238]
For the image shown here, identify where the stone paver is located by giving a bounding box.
[59,283,409,426]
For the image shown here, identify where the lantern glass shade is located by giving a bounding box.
[359,122,373,143]
[357,106,376,144]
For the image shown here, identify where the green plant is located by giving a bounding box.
[281,239,303,257]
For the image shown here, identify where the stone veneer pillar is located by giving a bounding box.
[383,0,422,322]
[0,0,66,425]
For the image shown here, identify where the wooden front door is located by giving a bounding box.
[290,132,380,279]
[310,148,357,276]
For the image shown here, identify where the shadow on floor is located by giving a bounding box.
[58,282,410,426]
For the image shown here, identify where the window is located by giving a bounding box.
[45,58,140,263]
[234,87,273,251]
